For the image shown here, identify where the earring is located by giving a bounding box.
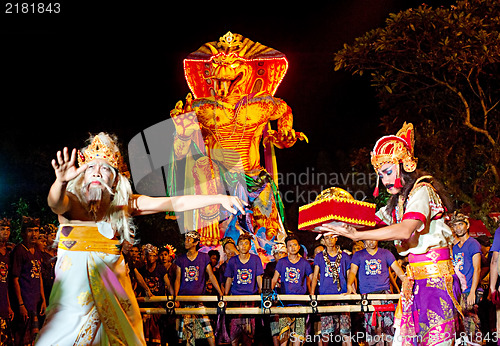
[394,178,403,189]
[373,177,380,197]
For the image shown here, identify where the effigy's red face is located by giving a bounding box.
[208,52,250,98]
[378,163,401,195]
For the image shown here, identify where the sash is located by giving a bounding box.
[58,224,120,255]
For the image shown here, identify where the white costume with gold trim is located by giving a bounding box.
[36,222,145,345]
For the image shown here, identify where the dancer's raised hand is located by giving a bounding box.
[51,147,87,183]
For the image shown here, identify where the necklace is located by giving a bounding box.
[211,94,250,154]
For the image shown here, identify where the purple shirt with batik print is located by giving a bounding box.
[351,248,395,294]
[275,257,312,295]
[225,254,264,295]
[314,250,351,295]
[176,252,210,295]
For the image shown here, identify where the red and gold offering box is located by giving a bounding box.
[298,188,376,231]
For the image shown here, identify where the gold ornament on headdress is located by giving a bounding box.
[217,31,243,51]
[77,135,130,178]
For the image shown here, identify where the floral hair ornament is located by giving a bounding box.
[77,133,130,178]
[160,244,177,259]
[371,122,417,197]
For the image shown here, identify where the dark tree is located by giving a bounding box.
[334,0,500,226]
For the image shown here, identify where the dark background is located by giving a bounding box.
[0,1,454,244]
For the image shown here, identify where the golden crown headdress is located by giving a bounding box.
[77,134,130,178]
[370,122,417,173]
[370,123,417,196]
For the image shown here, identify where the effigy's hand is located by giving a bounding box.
[296,131,308,143]
[218,195,248,215]
[263,128,308,149]
[173,112,199,138]
[169,100,185,118]
[262,129,278,147]
[170,94,194,118]
[51,147,87,184]
[278,128,308,144]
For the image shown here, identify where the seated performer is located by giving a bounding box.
[36,132,245,345]
[321,123,462,346]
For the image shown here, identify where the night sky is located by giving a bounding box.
[0,1,453,222]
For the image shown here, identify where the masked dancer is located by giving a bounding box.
[36,132,245,345]
[320,123,462,346]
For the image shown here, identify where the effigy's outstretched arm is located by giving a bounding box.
[170,94,199,159]
[263,99,308,149]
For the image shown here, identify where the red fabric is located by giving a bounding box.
[373,304,396,312]
[298,198,376,230]
[402,211,426,225]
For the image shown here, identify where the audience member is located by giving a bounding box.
[175,231,222,346]
[10,217,46,345]
[225,233,264,346]
[0,218,14,345]
[310,234,351,346]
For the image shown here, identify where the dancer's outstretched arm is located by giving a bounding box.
[131,194,247,216]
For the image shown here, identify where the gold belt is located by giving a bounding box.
[408,259,455,280]
[58,224,121,255]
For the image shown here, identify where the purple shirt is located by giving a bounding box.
[491,226,500,253]
[351,248,395,294]
[276,256,312,295]
[314,250,351,294]
[10,243,43,312]
[176,252,210,295]
[0,249,10,318]
[225,254,264,295]
[453,237,482,293]
[139,263,168,296]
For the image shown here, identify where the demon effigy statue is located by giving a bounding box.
[169,32,306,258]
